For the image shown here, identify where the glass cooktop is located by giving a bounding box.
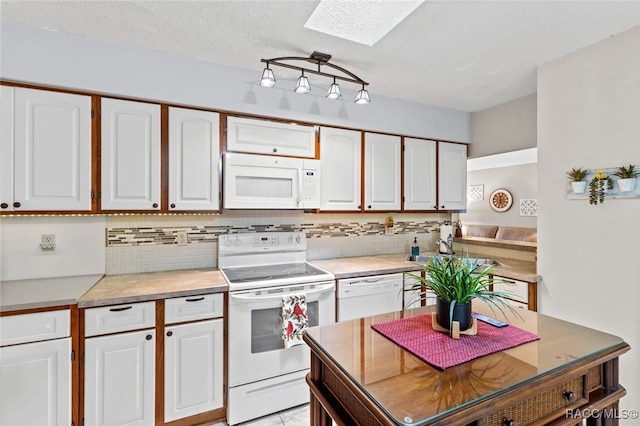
[221,262,330,284]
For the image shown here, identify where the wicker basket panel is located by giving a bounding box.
[480,375,585,425]
[587,365,603,391]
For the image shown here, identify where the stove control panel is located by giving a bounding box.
[219,231,307,255]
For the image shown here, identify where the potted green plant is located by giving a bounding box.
[566,167,588,194]
[613,164,638,192]
[589,169,614,205]
[407,255,521,334]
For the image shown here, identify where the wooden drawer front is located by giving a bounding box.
[165,293,223,324]
[481,376,586,425]
[495,279,528,304]
[85,301,155,337]
[0,309,70,346]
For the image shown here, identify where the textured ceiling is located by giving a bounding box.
[1,1,639,112]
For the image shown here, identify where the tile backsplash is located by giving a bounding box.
[105,211,450,275]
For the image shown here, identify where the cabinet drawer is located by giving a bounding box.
[494,279,528,304]
[85,301,155,337]
[0,309,70,346]
[480,375,586,425]
[165,293,223,324]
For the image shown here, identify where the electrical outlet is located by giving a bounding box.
[177,231,188,246]
[40,234,56,250]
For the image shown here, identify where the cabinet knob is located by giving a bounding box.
[357,205,361,209]
[146,334,153,341]
[441,205,445,209]
[170,203,176,208]
[152,203,158,208]
[502,418,514,426]
[166,331,173,337]
[13,202,21,208]
[367,205,371,209]
[563,390,575,402]
[0,203,8,209]
[272,147,277,153]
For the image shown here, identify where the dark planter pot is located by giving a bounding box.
[435,298,472,331]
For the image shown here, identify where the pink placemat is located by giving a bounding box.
[371,314,540,370]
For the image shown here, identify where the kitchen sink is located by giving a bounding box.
[407,254,505,268]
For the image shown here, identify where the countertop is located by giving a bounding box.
[0,274,104,312]
[78,269,228,308]
[311,253,539,283]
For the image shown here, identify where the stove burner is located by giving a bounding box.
[236,271,273,282]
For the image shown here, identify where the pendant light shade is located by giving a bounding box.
[260,63,276,87]
[326,77,342,100]
[294,71,311,94]
[354,84,371,104]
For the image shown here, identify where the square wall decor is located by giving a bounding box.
[469,184,484,201]
[520,199,537,217]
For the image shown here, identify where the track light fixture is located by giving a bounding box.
[259,51,370,104]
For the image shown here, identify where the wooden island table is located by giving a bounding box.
[304,304,629,426]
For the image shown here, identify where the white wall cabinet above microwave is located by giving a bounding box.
[100,97,161,211]
[168,107,220,211]
[1,86,92,212]
[318,127,362,211]
[226,116,317,158]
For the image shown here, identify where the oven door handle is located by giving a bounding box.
[230,282,335,301]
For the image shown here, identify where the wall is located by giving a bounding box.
[460,160,537,228]
[0,22,471,142]
[470,94,537,158]
[538,25,640,419]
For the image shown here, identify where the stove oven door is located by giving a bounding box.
[227,281,335,387]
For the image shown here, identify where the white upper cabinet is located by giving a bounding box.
[101,98,161,210]
[364,133,401,211]
[168,107,220,211]
[319,127,362,211]
[403,138,437,211]
[438,142,467,210]
[1,86,92,212]
[226,116,316,158]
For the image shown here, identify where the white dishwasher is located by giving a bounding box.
[337,273,404,321]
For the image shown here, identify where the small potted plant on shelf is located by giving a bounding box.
[406,254,521,335]
[566,167,588,194]
[613,164,638,192]
[589,169,614,205]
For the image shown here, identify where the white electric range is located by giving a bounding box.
[218,231,335,425]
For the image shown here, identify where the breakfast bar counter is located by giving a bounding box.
[304,304,629,425]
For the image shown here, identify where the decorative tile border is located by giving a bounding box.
[106,220,445,247]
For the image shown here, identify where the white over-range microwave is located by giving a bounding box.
[223,152,320,209]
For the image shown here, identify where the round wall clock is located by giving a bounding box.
[489,189,513,212]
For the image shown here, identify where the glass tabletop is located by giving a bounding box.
[305,303,626,425]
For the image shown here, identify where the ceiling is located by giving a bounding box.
[1,1,639,112]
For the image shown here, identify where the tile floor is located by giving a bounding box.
[209,403,310,426]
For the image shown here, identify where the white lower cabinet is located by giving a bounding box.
[164,319,224,422]
[0,337,71,426]
[84,330,156,426]
[83,302,156,426]
[164,293,224,423]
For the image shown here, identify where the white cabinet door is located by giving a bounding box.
[168,107,220,211]
[226,116,316,158]
[319,127,362,211]
[2,87,92,211]
[438,142,467,210]
[364,133,401,211]
[0,86,15,212]
[101,98,161,211]
[0,338,71,426]
[84,330,155,426]
[403,138,437,211]
[164,319,224,422]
